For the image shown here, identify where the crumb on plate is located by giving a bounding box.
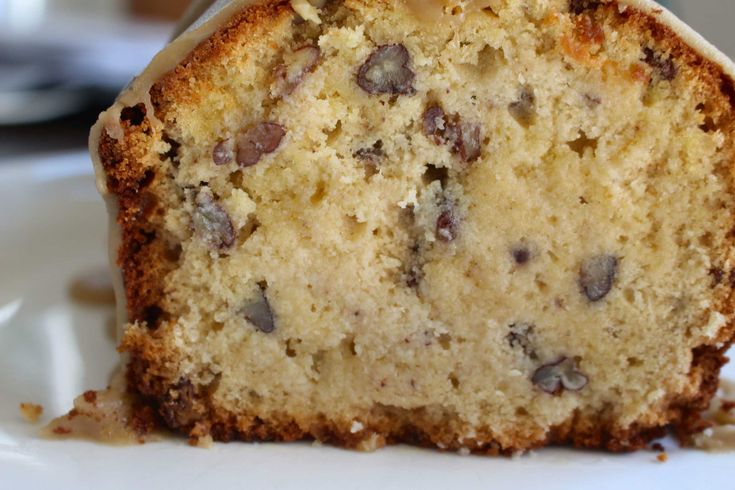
[19,403,44,424]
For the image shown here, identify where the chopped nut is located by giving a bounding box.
[242,285,276,334]
[509,85,537,127]
[405,243,424,289]
[511,245,531,265]
[273,46,321,97]
[357,44,415,95]
[642,47,677,82]
[406,263,423,288]
[212,138,235,165]
[193,188,236,250]
[423,105,448,145]
[455,122,482,163]
[160,380,199,429]
[236,122,286,167]
[353,140,384,166]
[532,357,588,394]
[507,323,537,359]
[436,205,459,243]
[583,93,601,108]
[580,254,618,301]
[422,105,482,163]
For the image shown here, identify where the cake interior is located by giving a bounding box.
[113,0,735,450]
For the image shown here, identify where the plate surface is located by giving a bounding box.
[0,152,734,490]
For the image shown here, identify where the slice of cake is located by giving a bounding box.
[91,0,735,453]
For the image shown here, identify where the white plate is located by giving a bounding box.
[1,152,734,490]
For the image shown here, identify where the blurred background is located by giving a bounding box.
[0,0,192,158]
[0,0,732,159]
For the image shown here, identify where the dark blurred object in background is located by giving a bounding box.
[0,0,190,158]
[130,0,192,20]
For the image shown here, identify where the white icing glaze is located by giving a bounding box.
[89,0,735,345]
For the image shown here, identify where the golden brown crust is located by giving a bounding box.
[98,0,735,453]
[99,105,174,326]
[149,0,294,120]
[119,326,731,452]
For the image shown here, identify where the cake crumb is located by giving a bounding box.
[44,371,155,445]
[656,453,668,463]
[19,403,44,424]
[189,434,214,448]
[356,432,385,452]
[651,442,665,452]
[694,381,735,452]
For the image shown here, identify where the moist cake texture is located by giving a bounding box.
[93,0,735,453]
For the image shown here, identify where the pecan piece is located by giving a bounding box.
[642,47,677,81]
[212,138,235,165]
[193,188,235,250]
[423,105,448,145]
[436,203,459,243]
[579,254,618,302]
[422,105,482,163]
[507,323,537,359]
[242,285,276,334]
[455,122,481,163]
[273,46,321,97]
[357,44,415,95]
[160,380,199,428]
[236,122,286,167]
[509,85,536,127]
[353,140,384,166]
[511,245,531,265]
[532,357,588,394]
